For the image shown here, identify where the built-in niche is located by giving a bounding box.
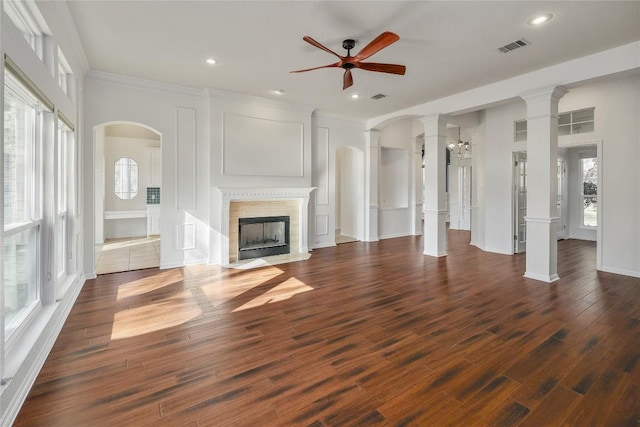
[380,147,409,208]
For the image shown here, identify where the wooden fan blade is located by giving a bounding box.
[343,69,353,90]
[355,31,400,61]
[303,36,343,59]
[357,62,406,75]
[290,62,341,73]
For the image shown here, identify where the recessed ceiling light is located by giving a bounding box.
[272,89,285,95]
[351,93,361,99]
[528,13,553,26]
[206,58,217,65]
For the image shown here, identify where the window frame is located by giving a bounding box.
[114,157,139,200]
[3,70,44,344]
[579,156,598,229]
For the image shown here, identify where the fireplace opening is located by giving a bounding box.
[238,216,290,260]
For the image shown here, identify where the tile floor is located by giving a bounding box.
[95,236,160,275]
[335,229,358,244]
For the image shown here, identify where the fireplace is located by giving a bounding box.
[214,187,314,265]
[238,216,290,260]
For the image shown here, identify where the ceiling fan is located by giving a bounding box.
[291,31,406,90]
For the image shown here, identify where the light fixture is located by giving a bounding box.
[447,127,471,158]
[350,93,360,99]
[528,13,553,26]
[206,58,217,65]
[272,89,285,95]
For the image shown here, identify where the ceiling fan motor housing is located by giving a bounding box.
[342,39,356,50]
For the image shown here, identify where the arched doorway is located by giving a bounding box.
[94,122,162,274]
[335,146,364,243]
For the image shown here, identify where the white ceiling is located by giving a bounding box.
[66,1,640,119]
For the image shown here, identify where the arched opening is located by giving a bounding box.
[94,122,162,274]
[335,146,364,243]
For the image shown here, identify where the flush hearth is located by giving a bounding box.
[238,216,290,260]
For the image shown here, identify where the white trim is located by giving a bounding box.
[103,210,147,219]
[524,271,560,283]
[312,242,337,249]
[85,70,208,97]
[379,232,412,240]
[599,266,640,279]
[524,216,560,224]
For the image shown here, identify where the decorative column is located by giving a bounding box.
[410,137,424,235]
[420,114,449,257]
[520,86,567,282]
[364,129,380,242]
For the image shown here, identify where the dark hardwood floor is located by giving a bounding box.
[15,230,640,426]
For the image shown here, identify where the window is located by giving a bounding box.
[56,121,71,282]
[581,157,597,228]
[3,71,42,339]
[57,48,75,101]
[3,0,45,61]
[559,108,595,136]
[513,107,595,141]
[514,120,527,142]
[115,157,138,200]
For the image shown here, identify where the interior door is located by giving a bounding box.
[557,159,567,240]
[513,152,527,253]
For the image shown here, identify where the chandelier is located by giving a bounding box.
[447,127,471,158]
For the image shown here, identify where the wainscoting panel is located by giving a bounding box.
[176,223,197,250]
[222,113,303,177]
[315,127,329,205]
[316,214,329,236]
[176,107,197,211]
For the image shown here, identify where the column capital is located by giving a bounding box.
[420,114,450,137]
[519,85,568,104]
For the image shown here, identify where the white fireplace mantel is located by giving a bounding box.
[215,187,315,265]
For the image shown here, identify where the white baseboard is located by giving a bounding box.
[599,265,640,278]
[313,242,337,249]
[378,232,410,240]
[524,271,560,283]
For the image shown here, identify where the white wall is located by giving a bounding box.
[338,147,364,239]
[312,114,366,248]
[476,100,526,254]
[102,136,159,239]
[473,73,639,276]
[83,73,211,271]
[558,74,640,276]
[378,118,416,239]
[94,127,105,244]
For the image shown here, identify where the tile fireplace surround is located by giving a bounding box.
[215,187,314,265]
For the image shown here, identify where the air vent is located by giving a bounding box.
[371,93,387,100]
[498,39,531,53]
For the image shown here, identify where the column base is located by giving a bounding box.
[423,209,447,257]
[524,216,560,283]
[524,271,560,283]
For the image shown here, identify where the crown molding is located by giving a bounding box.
[312,109,367,127]
[85,70,208,97]
[207,87,315,115]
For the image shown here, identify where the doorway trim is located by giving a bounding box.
[558,139,602,270]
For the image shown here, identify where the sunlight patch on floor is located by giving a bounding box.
[200,267,284,306]
[111,289,201,340]
[232,277,314,312]
[116,269,184,301]
[226,253,311,270]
